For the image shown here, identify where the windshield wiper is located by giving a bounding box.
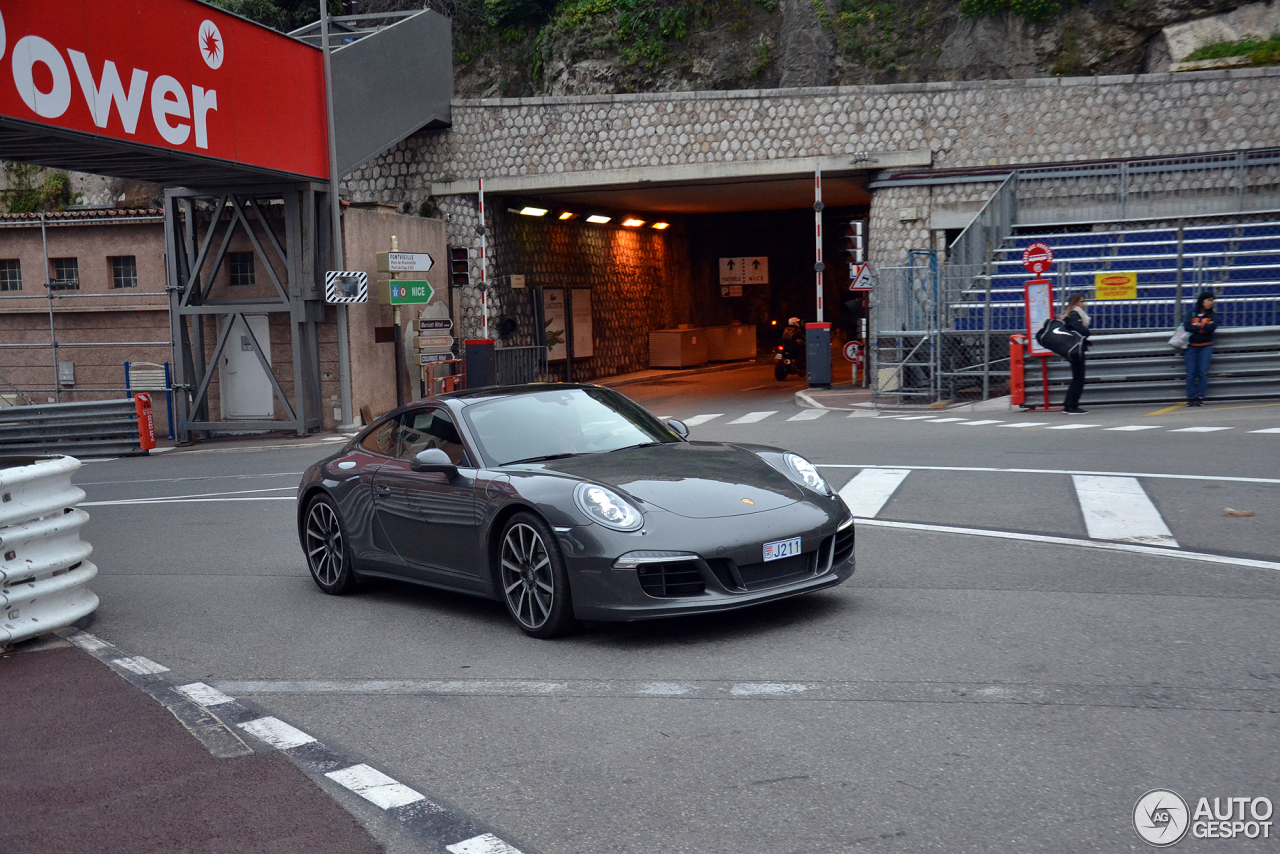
[608,442,660,453]
[501,452,580,465]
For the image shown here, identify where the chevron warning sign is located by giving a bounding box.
[325,271,369,304]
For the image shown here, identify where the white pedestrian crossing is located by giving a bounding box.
[894,415,938,420]
[1170,426,1233,433]
[1251,428,1280,434]
[837,469,911,518]
[682,414,723,427]
[728,411,777,424]
[1105,426,1162,431]
[960,420,1004,426]
[925,417,968,423]
[1071,475,1179,548]
[1046,423,1099,430]
[786,409,829,421]
[1001,422,1049,428]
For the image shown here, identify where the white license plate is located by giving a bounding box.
[763,537,801,562]
[774,353,783,360]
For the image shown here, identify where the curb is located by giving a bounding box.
[795,390,1014,414]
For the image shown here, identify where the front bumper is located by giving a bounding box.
[557,498,855,622]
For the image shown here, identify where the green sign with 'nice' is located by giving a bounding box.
[382,280,434,305]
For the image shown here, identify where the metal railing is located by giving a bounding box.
[0,400,147,457]
[494,345,549,386]
[0,455,98,646]
[1020,326,1280,405]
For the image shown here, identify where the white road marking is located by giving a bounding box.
[1072,475,1179,548]
[113,656,170,675]
[447,833,525,854]
[1251,428,1280,434]
[321,436,348,442]
[893,415,939,420]
[176,682,235,706]
[1046,423,1100,430]
[787,409,828,421]
[728,411,777,424]
[837,469,911,518]
[731,683,808,696]
[682,414,723,426]
[1001,422,1049,428]
[816,463,1280,486]
[925,417,968,423]
[83,496,295,506]
[68,632,110,651]
[638,682,692,696]
[149,447,175,454]
[326,764,426,809]
[960,420,1004,426]
[238,716,317,750]
[1170,426,1233,433]
[858,518,1280,572]
[1105,426,1162,431]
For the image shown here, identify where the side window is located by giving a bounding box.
[396,409,469,466]
[359,418,399,457]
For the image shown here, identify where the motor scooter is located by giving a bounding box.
[774,333,806,381]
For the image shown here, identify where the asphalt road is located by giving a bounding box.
[70,369,1280,853]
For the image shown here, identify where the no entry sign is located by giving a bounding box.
[1022,242,1054,275]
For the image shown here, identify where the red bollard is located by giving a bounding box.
[134,392,156,451]
[1009,335,1026,406]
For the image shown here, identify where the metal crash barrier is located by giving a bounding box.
[1019,326,1280,405]
[0,456,97,646]
[0,398,155,457]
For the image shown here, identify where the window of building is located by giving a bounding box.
[229,252,255,286]
[50,258,79,290]
[110,256,138,289]
[0,259,20,292]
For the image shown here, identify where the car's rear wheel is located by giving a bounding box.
[499,512,576,638]
[303,494,358,595]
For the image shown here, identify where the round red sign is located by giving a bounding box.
[1022,242,1054,275]
[843,341,862,363]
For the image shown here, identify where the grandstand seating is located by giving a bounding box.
[950,217,1280,333]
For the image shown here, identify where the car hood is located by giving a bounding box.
[537,442,804,519]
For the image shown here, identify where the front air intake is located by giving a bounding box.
[636,559,706,597]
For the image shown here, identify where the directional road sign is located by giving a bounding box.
[419,318,453,331]
[379,280,434,305]
[719,257,769,285]
[377,251,435,273]
[414,335,455,350]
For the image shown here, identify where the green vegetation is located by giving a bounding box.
[1185,34,1280,64]
[206,0,341,31]
[818,0,937,72]
[959,0,1069,24]
[1,164,81,214]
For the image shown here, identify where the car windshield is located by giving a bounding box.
[462,387,680,466]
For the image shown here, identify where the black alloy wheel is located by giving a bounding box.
[498,512,576,638]
[303,494,358,594]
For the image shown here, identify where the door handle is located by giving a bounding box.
[374,484,391,497]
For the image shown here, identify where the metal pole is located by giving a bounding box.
[41,213,60,403]
[478,178,489,339]
[320,0,355,429]
[1174,222,1185,326]
[813,165,824,322]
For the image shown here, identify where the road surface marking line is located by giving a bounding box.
[1046,423,1100,429]
[925,417,968,423]
[1148,403,1186,415]
[815,463,1280,485]
[1105,426,1163,431]
[838,469,911,518]
[238,716,317,750]
[326,764,427,810]
[787,409,829,421]
[728,411,777,424]
[113,656,169,675]
[447,834,526,854]
[731,683,808,696]
[960,420,1004,426]
[682,414,723,426]
[1252,428,1280,434]
[1170,426,1233,432]
[894,415,939,420]
[176,682,236,706]
[1072,475,1179,548]
[83,496,296,506]
[857,519,1280,572]
[1001,422,1049,428]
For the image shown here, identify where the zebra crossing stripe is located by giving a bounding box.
[925,417,968,423]
[1252,428,1280,434]
[728,411,777,424]
[1170,426,1233,432]
[682,414,723,426]
[787,409,829,421]
[1105,426,1162,431]
[1072,475,1179,548]
[960,420,1004,426]
[838,469,911,518]
[1001,422,1049,428]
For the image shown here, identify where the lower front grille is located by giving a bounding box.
[636,559,706,597]
[735,551,816,590]
[834,523,855,566]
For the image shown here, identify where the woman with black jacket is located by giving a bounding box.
[1061,293,1091,414]
[1184,291,1218,407]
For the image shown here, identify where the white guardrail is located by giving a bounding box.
[0,456,97,646]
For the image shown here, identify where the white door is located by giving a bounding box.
[219,315,273,419]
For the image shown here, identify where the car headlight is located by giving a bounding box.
[785,453,831,495]
[574,483,644,531]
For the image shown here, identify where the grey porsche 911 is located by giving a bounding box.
[297,384,855,638]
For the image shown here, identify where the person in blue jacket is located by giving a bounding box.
[1060,293,1091,414]
[1184,291,1217,407]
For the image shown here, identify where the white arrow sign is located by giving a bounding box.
[377,251,435,273]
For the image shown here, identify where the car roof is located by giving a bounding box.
[439,382,606,405]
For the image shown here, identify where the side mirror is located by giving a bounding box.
[410,447,457,477]
[666,419,689,439]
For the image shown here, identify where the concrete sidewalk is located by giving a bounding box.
[1,634,384,854]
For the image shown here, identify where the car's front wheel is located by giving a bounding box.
[498,512,576,638]
[303,494,358,595]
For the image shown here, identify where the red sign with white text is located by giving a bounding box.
[0,1,329,180]
[1022,242,1054,275]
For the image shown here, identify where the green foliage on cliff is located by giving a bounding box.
[958,0,1069,24]
[1185,34,1280,65]
[1,164,82,214]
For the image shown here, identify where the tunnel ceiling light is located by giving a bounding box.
[586,214,611,224]
[622,218,646,227]
[558,211,577,220]
[651,222,670,230]
[519,206,549,217]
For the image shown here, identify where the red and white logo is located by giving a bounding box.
[1022,242,1055,275]
[198,20,224,70]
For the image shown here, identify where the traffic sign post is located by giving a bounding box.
[1023,274,1059,412]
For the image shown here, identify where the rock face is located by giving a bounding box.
[1152,0,1280,69]
[450,0,1257,98]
